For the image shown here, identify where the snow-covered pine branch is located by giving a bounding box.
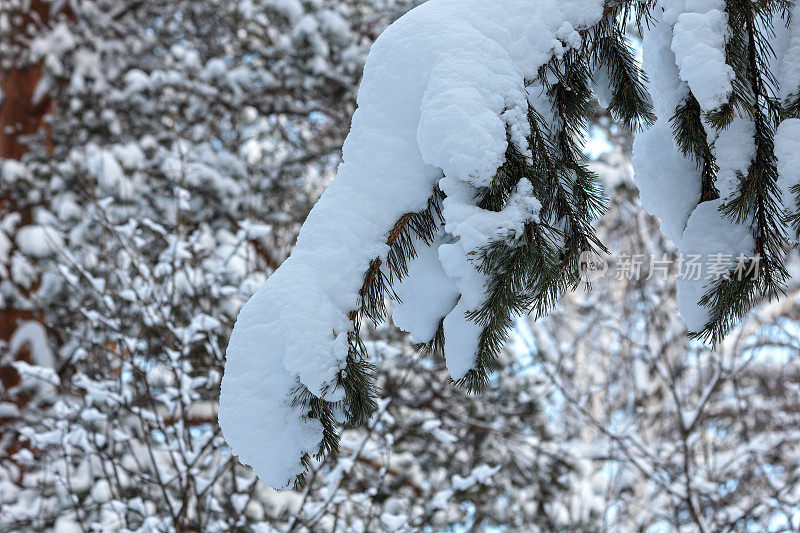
[221,0,800,488]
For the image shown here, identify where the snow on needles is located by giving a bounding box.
[670,0,733,111]
[220,0,606,488]
[634,2,756,332]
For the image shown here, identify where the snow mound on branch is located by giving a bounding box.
[640,9,688,120]
[632,122,700,246]
[15,225,65,258]
[714,117,755,200]
[392,235,460,344]
[775,118,800,217]
[220,0,606,488]
[676,200,754,331]
[669,0,733,110]
[636,5,756,333]
[778,2,800,101]
[634,7,698,247]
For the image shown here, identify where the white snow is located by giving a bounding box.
[8,321,57,395]
[391,235,459,343]
[438,238,486,380]
[86,146,133,199]
[451,463,500,491]
[221,0,606,488]
[635,3,758,333]
[676,200,754,331]
[0,231,12,263]
[669,1,734,110]
[775,118,800,217]
[634,8,699,247]
[380,512,408,531]
[713,117,755,200]
[632,122,701,246]
[779,3,800,100]
[640,10,688,120]
[15,225,65,258]
[1,159,27,183]
[440,177,541,253]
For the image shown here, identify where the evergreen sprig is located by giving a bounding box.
[691,0,790,342]
[671,94,720,202]
[455,41,614,392]
[589,12,656,131]
[290,0,800,484]
[291,188,444,485]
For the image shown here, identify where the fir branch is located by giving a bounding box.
[290,187,445,485]
[414,317,445,358]
[691,0,789,341]
[588,13,656,131]
[455,45,612,392]
[459,220,563,392]
[350,188,444,326]
[671,94,719,202]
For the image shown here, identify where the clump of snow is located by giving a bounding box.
[632,122,701,246]
[1,160,27,183]
[633,8,699,247]
[451,463,501,491]
[8,321,57,396]
[635,5,759,333]
[669,1,734,110]
[438,239,487,380]
[778,3,800,100]
[775,118,800,217]
[641,7,688,119]
[15,225,65,258]
[714,117,755,200]
[123,69,152,94]
[391,235,459,343]
[436,176,542,378]
[0,231,12,263]
[634,3,760,333]
[441,177,541,253]
[380,513,408,531]
[676,200,754,331]
[221,0,605,488]
[86,146,133,199]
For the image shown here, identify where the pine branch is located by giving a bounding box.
[588,13,656,131]
[289,188,444,485]
[671,94,719,202]
[691,0,789,342]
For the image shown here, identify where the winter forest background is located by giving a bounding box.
[2,0,800,531]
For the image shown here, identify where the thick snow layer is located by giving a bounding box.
[670,1,733,111]
[775,118,800,216]
[391,234,459,344]
[779,3,800,100]
[439,239,487,380]
[676,200,754,331]
[636,6,755,333]
[221,0,605,488]
[641,10,688,120]
[714,117,755,200]
[634,8,699,247]
[440,177,541,253]
[437,175,541,379]
[632,122,700,246]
